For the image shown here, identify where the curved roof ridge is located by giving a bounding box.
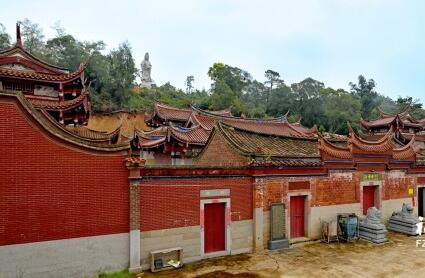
[219,120,317,140]
[318,132,352,159]
[0,62,86,82]
[0,90,129,151]
[191,105,288,122]
[0,44,69,73]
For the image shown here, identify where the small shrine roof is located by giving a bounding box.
[168,124,210,145]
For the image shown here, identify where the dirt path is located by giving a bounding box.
[140,232,425,278]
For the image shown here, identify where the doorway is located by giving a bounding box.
[363,186,377,215]
[204,202,226,253]
[290,196,306,238]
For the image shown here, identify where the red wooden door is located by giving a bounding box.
[363,186,376,214]
[204,203,225,253]
[290,196,305,238]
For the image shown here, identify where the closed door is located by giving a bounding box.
[363,186,376,215]
[290,196,305,238]
[204,203,225,253]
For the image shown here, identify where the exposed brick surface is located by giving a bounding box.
[313,175,358,206]
[0,102,129,246]
[195,130,248,166]
[383,173,414,200]
[140,177,252,231]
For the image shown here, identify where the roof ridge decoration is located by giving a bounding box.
[167,123,209,145]
[0,62,87,82]
[0,23,69,74]
[190,105,289,122]
[318,132,352,160]
[348,122,394,153]
[0,90,129,152]
[393,134,416,160]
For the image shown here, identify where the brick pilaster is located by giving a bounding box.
[125,157,145,273]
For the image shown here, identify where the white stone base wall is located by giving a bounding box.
[310,203,362,239]
[262,211,270,248]
[0,233,129,278]
[140,226,201,270]
[231,219,253,254]
[381,198,415,223]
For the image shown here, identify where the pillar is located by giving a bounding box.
[253,177,264,251]
[125,157,145,273]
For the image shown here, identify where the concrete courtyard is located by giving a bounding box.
[140,232,425,278]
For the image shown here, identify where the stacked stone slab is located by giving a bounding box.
[359,207,388,243]
[388,203,423,236]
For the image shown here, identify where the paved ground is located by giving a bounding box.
[140,232,425,278]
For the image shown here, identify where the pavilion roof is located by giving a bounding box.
[0,63,86,83]
[361,107,423,130]
[26,89,89,111]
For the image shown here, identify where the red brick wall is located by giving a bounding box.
[312,174,359,206]
[140,177,252,231]
[0,101,129,246]
[383,173,414,200]
[195,130,248,166]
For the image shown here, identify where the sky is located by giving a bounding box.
[1,0,424,103]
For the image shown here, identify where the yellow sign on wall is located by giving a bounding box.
[408,188,414,196]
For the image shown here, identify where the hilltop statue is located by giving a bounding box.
[140,52,153,88]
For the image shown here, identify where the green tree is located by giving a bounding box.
[0,23,11,51]
[20,18,45,56]
[322,88,361,134]
[291,78,325,127]
[264,69,284,108]
[349,75,381,120]
[185,75,194,93]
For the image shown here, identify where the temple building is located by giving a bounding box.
[136,102,317,165]
[3,28,425,277]
[0,23,90,125]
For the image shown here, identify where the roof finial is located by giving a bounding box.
[16,22,22,47]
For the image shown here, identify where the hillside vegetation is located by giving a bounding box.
[1,20,424,134]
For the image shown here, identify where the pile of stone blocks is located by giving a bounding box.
[359,207,388,243]
[388,203,423,236]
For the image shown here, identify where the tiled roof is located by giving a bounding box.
[393,136,416,160]
[154,103,192,122]
[217,122,320,158]
[0,90,129,152]
[361,109,423,129]
[0,44,69,74]
[169,124,210,145]
[41,110,121,144]
[0,63,85,82]
[221,120,316,139]
[318,133,352,159]
[27,91,89,111]
[248,158,322,167]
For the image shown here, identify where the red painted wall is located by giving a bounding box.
[0,101,129,246]
[140,177,253,231]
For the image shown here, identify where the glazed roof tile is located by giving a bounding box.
[217,122,320,158]
[154,103,192,122]
[0,63,86,82]
[27,91,88,110]
[169,124,210,145]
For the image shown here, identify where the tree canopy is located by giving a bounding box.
[1,19,424,134]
